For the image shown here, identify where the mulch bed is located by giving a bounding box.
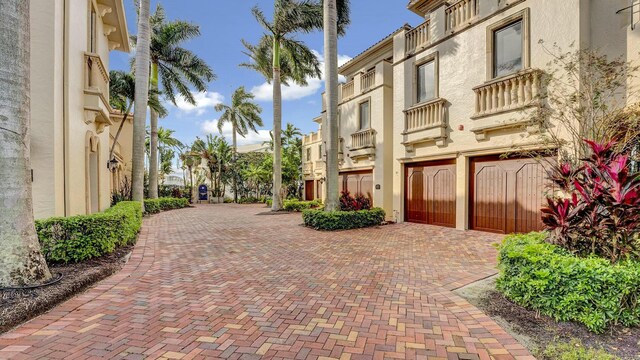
[456,276,640,359]
[0,246,132,334]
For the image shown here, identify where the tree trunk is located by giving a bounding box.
[108,104,131,160]
[132,0,151,205]
[148,63,159,199]
[232,126,238,203]
[0,0,52,287]
[324,0,340,211]
[272,39,283,211]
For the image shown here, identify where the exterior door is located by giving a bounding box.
[470,156,551,234]
[305,180,314,201]
[339,170,373,201]
[404,160,456,227]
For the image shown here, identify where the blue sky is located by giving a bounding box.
[110,1,424,147]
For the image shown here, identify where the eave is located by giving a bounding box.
[98,0,130,53]
[407,0,447,17]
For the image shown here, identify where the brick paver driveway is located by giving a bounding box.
[0,205,532,360]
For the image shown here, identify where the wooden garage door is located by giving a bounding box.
[470,156,550,234]
[339,170,373,200]
[404,160,456,227]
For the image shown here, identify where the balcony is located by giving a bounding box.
[360,69,376,92]
[472,69,542,118]
[84,52,112,133]
[303,161,313,175]
[402,98,447,149]
[303,132,320,145]
[471,69,543,140]
[405,20,431,55]
[445,0,479,32]
[314,160,325,175]
[341,80,355,101]
[349,129,376,161]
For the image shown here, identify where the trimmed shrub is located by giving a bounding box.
[497,232,640,333]
[36,201,143,263]
[143,197,189,215]
[283,199,322,212]
[266,199,273,207]
[302,208,386,231]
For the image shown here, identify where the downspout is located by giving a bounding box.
[63,0,69,216]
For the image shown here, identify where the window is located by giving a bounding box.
[306,148,311,162]
[318,144,323,159]
[417,60,436,103]
[359,101,370,130]
[89,5,97,53]
[493,20,523,78]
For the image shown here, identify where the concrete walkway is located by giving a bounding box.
[0,205,532,359]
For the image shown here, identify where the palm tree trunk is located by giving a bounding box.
[109,104,132,160]
[148,63,159,199]
[0,0,52,287]
[232,126,238,203]
[272,39,283,211]
[324,0,340,211]
[132,0,151,204]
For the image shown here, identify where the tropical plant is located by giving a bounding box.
[132,0,152,204]
[339,191,372,211]
[243,163,270,198]
[108,70,167,161]
[133,4,215,199]
[241,0,322,210]
[0,0,52,287]
[541,139,640,263]
[192,135,232,198]
[530,44,640,164]
[179,147,199,202]
[322,0,351,211]
[215,87,263,202]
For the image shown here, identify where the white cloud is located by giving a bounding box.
[250,51,352,102]
[200,119,271,146]
[172,91,224,116]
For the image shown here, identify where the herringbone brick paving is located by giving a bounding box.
[0,205,533,359]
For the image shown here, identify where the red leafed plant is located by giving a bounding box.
[339,191,372,211]
[541,139,640,263]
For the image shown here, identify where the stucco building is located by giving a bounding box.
[303,0,640,232]
[30,0,130,219]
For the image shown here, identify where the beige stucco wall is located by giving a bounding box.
[30,0,129,219]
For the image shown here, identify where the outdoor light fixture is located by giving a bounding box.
[107,158,119,172]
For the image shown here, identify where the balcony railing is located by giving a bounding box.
[473,69,542,118]
[404,98,446,132]
[350,128,376,150]
[445,0,479,32]
[360,69,376,92]
[405,20,430,54]
[341,80,355,101]
[84,52,109,99]
[303,162,313,174]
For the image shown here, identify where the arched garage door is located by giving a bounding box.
[470,156,551,234]
[339,170,373,201]
[404,160,456,227]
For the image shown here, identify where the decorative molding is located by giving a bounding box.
[109,41,121,50]
[103,24,116,36]
[97,4,112,17]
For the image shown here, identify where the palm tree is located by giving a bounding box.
[109,70,167,161]
[242,0,322,210]
[132,0,151,204]
[215,86,263,203]
[179,148,199,202]
[323,0,350,211]
[135,5,215,199]
[0,0,52,287]
[282,123,303,146]
[244,164,270,198]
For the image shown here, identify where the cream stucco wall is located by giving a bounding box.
[30,0,129,219]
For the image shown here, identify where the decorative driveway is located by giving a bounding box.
[0,205,532,359]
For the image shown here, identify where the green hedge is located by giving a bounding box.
[302,208,386,231]
[283,199,322,212]
[36,201,143,263]
[497,232,640,333]
[143,197,189,214]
